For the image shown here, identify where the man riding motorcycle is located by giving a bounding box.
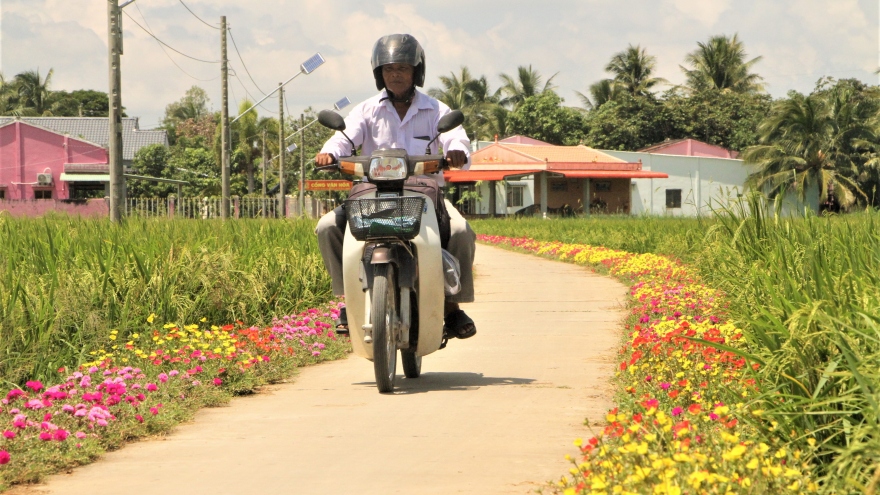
[315,33,477,341]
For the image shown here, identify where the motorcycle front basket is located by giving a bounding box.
[345,196,425,241]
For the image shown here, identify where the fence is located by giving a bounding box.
[125,196,334,219]
[0,196,334,219]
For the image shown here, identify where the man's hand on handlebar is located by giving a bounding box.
[445,150,467,169]
[315,153,336,166]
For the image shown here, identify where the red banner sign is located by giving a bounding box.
[305,180,352,192]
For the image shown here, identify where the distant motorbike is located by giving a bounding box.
[317,109,465,393]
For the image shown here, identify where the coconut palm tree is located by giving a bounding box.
[743,89,872,209]
[498,65,557,109]
[681,34,764,93]
[429,66,505,141]
[576,79,624,110]
[12,68,54,115]
[604,45,666,96]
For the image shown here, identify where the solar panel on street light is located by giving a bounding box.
[286,143,298,153]
[333,97,351,110]
[300,53,325,74]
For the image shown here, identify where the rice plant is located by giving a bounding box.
[0,214,331,388]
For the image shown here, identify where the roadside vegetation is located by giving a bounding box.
[0,215,349,490]
[475,198,880,493]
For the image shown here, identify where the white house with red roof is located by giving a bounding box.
[445,136,667,216]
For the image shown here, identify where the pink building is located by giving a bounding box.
[638,138,739,159]
[0,120,108,200]
[0,117,167,202]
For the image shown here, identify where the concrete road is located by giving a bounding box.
[15,244,628,495]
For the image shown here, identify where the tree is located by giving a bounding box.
[12,68,54,116]
[129,144,175,197]
[604,45,667,96]
[582,93,670,151]
[498,65,557,109]
[681,34,764,93]
[428,66,505,141]
[48,90,113,117]
[162,86,211,142]
[662,88,772,151]
[742,86,873,210]
[506,91,585,145]
[576,79,623,110]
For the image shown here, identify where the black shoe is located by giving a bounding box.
[443,309,476,339]
[334,307,349,336]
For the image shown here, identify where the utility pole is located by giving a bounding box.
[261,129,267,197]
[107,0,124,222]
[220,16,230,219]
[278,83,285,217]
[299,113,305,216]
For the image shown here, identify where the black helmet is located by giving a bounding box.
[371,34,425,91]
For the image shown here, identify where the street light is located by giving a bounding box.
[225,53,325,219]
[230,53,325,125]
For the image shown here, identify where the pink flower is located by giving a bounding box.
[145,383,158,392]
[39,431,52,441]
[2,430,16,439]
[135,414,144,423]
[660,382,671,390]
[25,381,43,392]
[168,370,179,377]
[158,373,168,383]
[5,389,24,401]
[212,378,222,386]
[671,407,684,416]
[75,431,86,439]
[0,450,9,465]
[149,407,159,416]
[53,429,69,441]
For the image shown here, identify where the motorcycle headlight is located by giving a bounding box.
[368,156,407,181]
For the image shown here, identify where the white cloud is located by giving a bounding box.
[669,0,732,27]
[1,0,877,126]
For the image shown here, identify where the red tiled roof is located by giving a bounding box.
[444,169,543,183]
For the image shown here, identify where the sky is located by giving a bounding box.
[1,0,878,130]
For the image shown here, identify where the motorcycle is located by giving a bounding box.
[316,109,465,393]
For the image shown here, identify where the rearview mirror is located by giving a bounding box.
[437,110,464,134]
[318,110,346,131]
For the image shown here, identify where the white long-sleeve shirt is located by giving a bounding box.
[319,89,471,186]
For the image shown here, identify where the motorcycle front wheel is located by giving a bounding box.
[371,264,398,393]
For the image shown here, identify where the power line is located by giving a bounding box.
[228,27,267,95]
[178,0,220,29]
[133,3,219,82]
[229,64,277,115]
[122,10,220,64]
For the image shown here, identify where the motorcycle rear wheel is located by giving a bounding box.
[401,350,421,378]
[371,264,397,393]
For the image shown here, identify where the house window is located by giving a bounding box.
[550,180,568,192]
[0,189,5,200]
[594,181,611,192]
[666,189,682,208]
[507,185,524,208]
[34,190,53,200]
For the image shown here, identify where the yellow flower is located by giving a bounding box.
[147,313,156,323]
[722,445,747,461]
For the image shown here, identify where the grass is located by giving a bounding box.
[475,197,880,493]
[0,215,332,388]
